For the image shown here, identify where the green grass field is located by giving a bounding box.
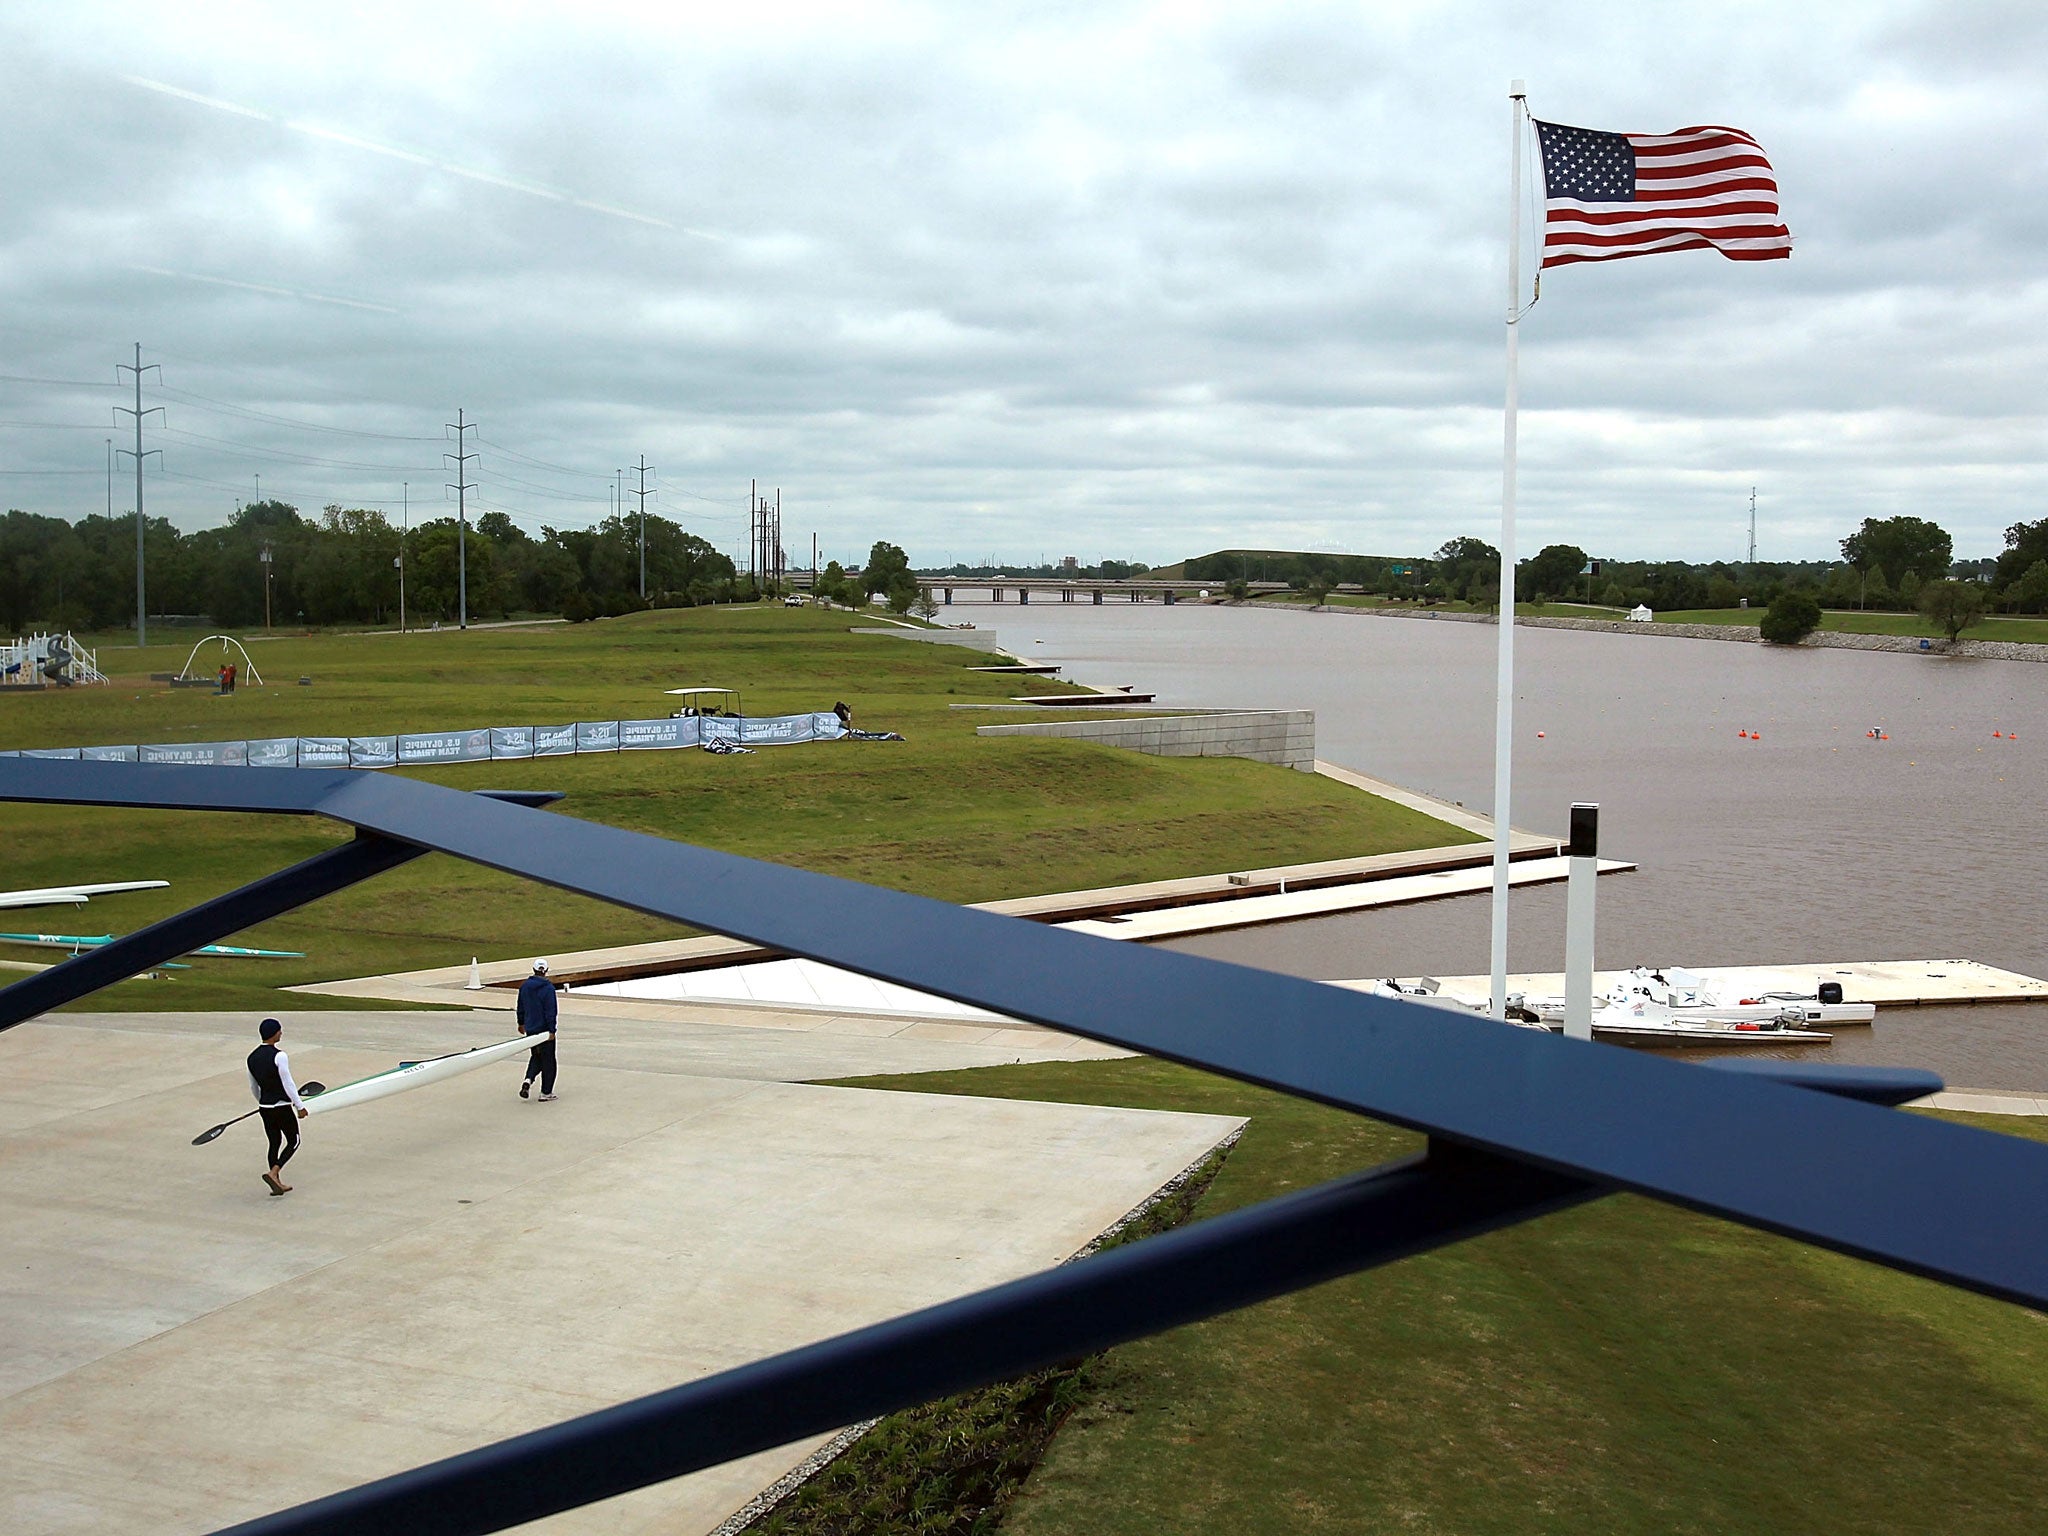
[830,1057,2048,1535]
[0,607,1469,1012]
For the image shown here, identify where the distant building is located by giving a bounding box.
[1059,555,1079,572]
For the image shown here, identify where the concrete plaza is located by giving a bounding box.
[0,1007,1238,1534]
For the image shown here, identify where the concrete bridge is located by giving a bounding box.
[786,573,1295,605]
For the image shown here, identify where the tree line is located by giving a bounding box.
[1183,514,2048,616]
[0,500,745,633]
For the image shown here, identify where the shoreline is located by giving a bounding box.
[1261,601,2048,663]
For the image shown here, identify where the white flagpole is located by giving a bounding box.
[1489,80,1528,1021]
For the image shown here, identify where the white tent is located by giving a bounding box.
[1627,604,1654,623]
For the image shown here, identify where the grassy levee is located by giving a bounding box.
[1659,608,2048,644]
[0,608,1469,1013]
[1248,593,2048,645]
[824,1060,2048,1536]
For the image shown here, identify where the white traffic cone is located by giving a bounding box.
[466,957,483,991]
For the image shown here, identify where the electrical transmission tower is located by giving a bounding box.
[748,483,783,596]
[445,410,477,629]
[631,456,653,598]
[753,475,782,593]
[113,343,163,647]
[1747,486,1758,566]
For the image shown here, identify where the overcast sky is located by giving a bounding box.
[2,1,2042,568]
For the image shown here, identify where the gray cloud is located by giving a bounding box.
[0,0,2042,569]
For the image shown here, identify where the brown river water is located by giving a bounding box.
[966,602,2048,1091]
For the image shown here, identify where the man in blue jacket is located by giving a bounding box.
[517,959,560,1101]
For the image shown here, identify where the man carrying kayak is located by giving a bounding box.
[517,959,559,1101]
[247,1018,309,1195]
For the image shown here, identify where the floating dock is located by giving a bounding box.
[1400,959,2048,1013]
[1009,691,1155,705]
[1057,855,1633,941]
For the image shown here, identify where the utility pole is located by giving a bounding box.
[113,343,162,648]
[1747,486,1758,567]
[445,409,476,629]
[398,481,408,633]
[748,478,758,592]
[260,542,274,630]
[630,455,652,598]
[773,487,783,595]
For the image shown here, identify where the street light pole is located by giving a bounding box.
[260,542,274,631]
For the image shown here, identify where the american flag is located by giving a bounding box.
[1534,119,1791,269]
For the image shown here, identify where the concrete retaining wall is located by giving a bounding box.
[849,624,1008,652]
[1299,604,2048,662]
[977,710,1315,770]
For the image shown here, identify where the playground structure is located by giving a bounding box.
[0,632,106,688]
[175,634,265,689]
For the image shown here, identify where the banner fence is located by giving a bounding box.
[1,712,846,771]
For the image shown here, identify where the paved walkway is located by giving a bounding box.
[0,1010,1237,1535]
[1919,1089,2048,1116]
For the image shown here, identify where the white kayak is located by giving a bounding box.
[305,1032,549,1117]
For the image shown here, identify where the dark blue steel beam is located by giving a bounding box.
[0,832,422,1031]
[207,1063,1943,1536]
[213,1144,1597,1536]
[210,1064,1940,1536]
[3,759,2037,1309]
[0,787,561,1033]
[3,758,2046,1307]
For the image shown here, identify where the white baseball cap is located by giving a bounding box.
[532,959,550,975]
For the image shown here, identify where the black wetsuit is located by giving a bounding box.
[247,1042,301,1169]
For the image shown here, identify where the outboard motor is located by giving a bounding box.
[1817,981,1845,1006]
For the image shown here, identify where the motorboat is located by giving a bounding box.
[1560,993,1831,1047]
[1369,976,1549,1030]
[1361,977,1831,1048]
[1510,966,1874,1029]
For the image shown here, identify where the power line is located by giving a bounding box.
[156,383,442,441]
[472,434,598,478]
[475,467,615,503]
[157,424,440,473]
